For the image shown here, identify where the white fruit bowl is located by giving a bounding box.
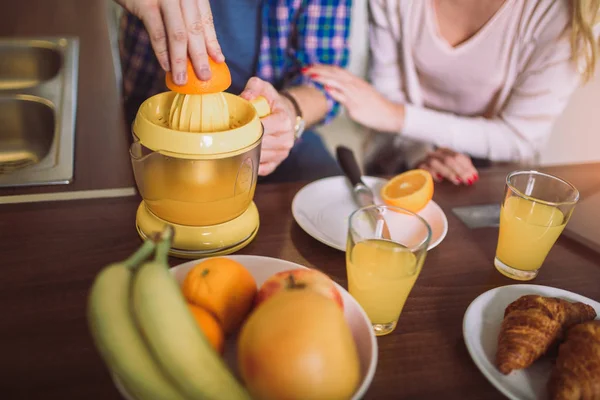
[113,255,378,400]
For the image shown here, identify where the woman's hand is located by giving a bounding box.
[303,64,404,133]
[116,0,224,84]
[240,78,297,176]
[417,148,479,185]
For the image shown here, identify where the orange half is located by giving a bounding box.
[166,57,232,95]
[381,169,434,213]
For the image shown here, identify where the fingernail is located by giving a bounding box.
[176,72,186,85]
[309,73,318,79]
[456,177,462,183]
[301,67,309,73]
[163,59,170,71]
[473,174,479,182]
[467,178,473,186]
[199,67,211,81]
[436,174,443,180]
[324,85,331,91]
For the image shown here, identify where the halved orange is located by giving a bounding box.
[166,57,231,95]
[380,169,434,213]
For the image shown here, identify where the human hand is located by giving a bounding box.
[116,0,224,84]
[303,64,404,133]
[240,78,297,176]
[417,148,479,185]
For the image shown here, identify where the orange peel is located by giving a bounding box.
[166,58,231,95]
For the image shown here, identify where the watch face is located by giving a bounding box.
[295,117,306,139]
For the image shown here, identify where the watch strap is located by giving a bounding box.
[280,90,303,119]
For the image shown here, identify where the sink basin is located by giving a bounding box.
[0,41,62,90]
[0,95,55,173]
[0,37,79,187]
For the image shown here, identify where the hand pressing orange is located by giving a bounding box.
[115,0,224,84]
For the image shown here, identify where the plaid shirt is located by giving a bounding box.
[119,0,352,125]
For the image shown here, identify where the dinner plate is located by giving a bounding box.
[291,175,448,251]
[113,255,378,400]
[463,284,600,400]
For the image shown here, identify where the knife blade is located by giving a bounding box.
[336,146,392,240]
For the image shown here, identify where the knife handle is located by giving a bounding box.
[336,145,363,187]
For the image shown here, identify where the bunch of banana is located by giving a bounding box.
[87,226,251,400]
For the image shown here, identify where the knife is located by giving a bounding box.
[336,145,392,240]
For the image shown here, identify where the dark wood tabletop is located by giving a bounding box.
[1,161,600,400]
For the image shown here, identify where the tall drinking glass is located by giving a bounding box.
[495,170,580,281]
[346,205,432,336]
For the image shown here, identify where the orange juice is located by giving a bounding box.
[496,195,565,272]
[346,239,422,326]
[133,149,257,226]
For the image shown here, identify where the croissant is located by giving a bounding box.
[495,295,597,375]
[548,320,600,400]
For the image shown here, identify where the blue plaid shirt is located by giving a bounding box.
[119,0,352,126]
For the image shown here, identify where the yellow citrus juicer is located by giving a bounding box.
[129,61,270,258]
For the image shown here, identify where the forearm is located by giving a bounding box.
[401,105,541,162]
[281,85,329,129]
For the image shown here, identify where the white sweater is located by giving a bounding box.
[367,0,599,167]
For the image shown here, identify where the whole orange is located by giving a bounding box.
[182,257,257,334]
[186,303,225,354]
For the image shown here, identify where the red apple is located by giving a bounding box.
[255,268,344,310]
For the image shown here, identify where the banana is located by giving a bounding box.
[87,231,187,400]
[131,227,251,400]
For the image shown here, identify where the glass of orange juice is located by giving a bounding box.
[495,170,579,281]
[346,205,432,336]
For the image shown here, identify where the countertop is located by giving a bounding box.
[0,0,134,197]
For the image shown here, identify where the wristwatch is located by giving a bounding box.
[280,91,306,140]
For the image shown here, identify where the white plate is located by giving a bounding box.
[292,175,448,251]
[463,284,600,400]
[114,255,378,400]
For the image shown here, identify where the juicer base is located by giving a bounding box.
[135,201,260,259]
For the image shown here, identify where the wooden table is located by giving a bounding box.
[1,162,599,400]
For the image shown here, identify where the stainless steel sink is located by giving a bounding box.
[0,37,79,187]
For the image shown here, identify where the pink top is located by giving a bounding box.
[368,0,599,166]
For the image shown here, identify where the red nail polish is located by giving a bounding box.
[301,67,309,73]
[467,179,473,185]
[325,85,331,90]
[436,174,443,180]
[309,73,318,79]
[474,174,479,182]
[456,177,462,183]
